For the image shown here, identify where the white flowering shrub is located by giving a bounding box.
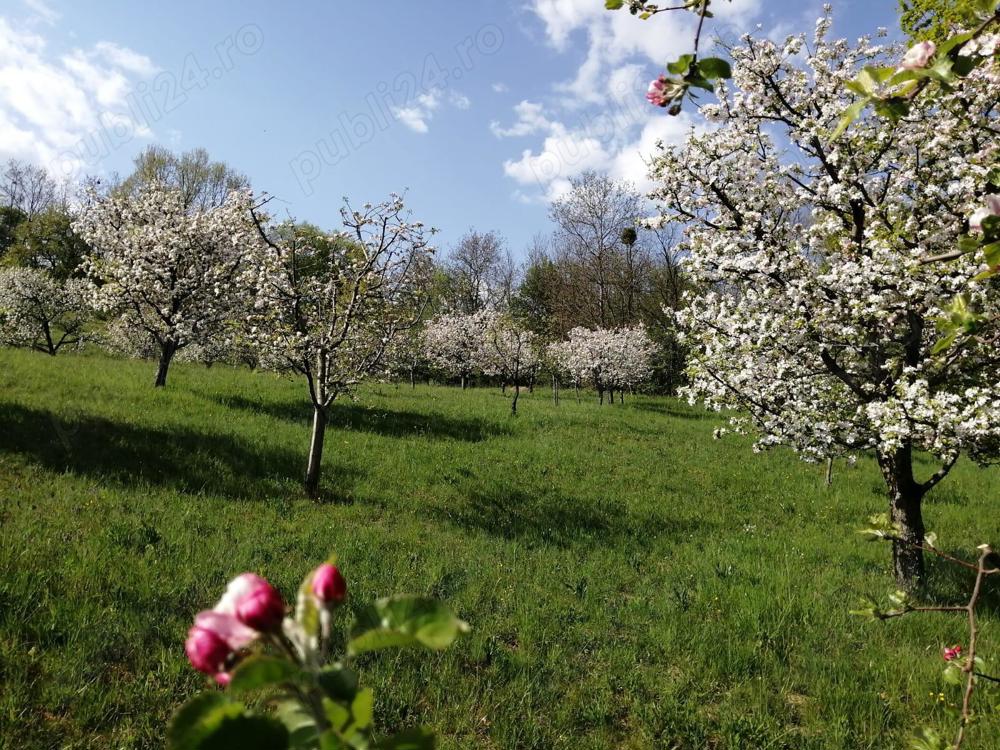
[74,183,259,386]
[0,267,89,355]
[245,195,434,497]
[650,13,1000,585]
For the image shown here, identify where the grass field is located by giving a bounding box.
[1,348,999,749]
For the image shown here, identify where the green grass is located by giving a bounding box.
[1,347,999,749]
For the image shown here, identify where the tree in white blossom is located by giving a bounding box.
[74,183,258,387]
[0,267,89,355]
[422,311,488,390]
[548,325,654,404]
[650,15,1000,585]
[246,196,434,497]
[476,311,539,415]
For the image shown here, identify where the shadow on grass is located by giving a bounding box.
[429,485,709,550]
[0,401,359,501]
[213,394,510,442]
[630,401,720,421]
[924,550,1000,616]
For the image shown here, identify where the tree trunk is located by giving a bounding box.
[154,342,177,387]
[511,382,520,415]
[42,321,56,356]
[410,366,416,389]
[304,404,328,498]
[552,374,559,406]
[825,456,834,487]
[598,387,604,405]
[461,375,467,390]
[877,445,926,588]
[502,382,507,395]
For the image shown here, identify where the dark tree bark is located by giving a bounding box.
[877,444,926,588]
[511,381,520,415]
[304,404,328,498]
[461,374,467,390]
[154,341,177,387]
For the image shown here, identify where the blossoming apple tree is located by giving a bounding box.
[0,267,89,355]
[651,16,1000,586]
[476,311,539,414]
[246,196,434,497]
[421,310,488,389]
[547,325,655,404]
[74,183,259,386]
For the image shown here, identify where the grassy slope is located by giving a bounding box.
[0,348,998,749]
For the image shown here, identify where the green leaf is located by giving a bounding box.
[275,700,319,750]
[667,54,694,76]
[943,662,964,685]
[829,98,869,142]
[229,656,304,695]
[909,727,947,750]
[196,716,289,750]
[376,727,436,749]
[696,57,731,80]
[167,693,289,750]
[318,666,360,702]
[348,596,469,656]
[351,688,374,730]
[604,0,624,8]
[168,693,238,750]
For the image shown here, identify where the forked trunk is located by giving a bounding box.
[877,445,926,588]
[304,404,328,498]
[154,341,177,388]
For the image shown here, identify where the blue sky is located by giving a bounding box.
[0,0,900,257]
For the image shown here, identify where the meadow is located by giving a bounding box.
[1,348,999,749]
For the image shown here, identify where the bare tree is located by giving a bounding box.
[549,171,643,328]
[118,145,250,211]
[0,160,59,219]
[446,229,506,313]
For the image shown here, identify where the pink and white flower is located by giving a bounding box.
[900,40,935,70]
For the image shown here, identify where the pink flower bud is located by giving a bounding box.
[900,40,935,70]
[185,625,231,676]
[311,563,347,604]
[969,194,1000,232]
[215,573,285,632]
[943,645,963,661]
[646,77,670,107]
[236,580,285,631]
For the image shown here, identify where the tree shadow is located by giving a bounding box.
[213,394,510,442]
[629,401,720,421]
[924,550,1000,617]
[428,485,710,550]
[0,401,359,500]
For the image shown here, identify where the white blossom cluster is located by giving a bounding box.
[547,325,655,393]
[648,15,1000,467]
[0,267,89,355]
[422,310,490,382]
[73,182,259,362]
[476,310,539,385]
[244,195,434,408]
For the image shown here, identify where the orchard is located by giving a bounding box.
[1,2,1000,749]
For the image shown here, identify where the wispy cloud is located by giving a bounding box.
[392,88,470,134]
[22,0,60,26]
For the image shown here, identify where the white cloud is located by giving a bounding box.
[392,88,470,134]
[494,0,761,204]
[491,82,508,93]
[0,17,158,178]
[22,0,60,26]
[490,100,552,138]
[448,90,471,110]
